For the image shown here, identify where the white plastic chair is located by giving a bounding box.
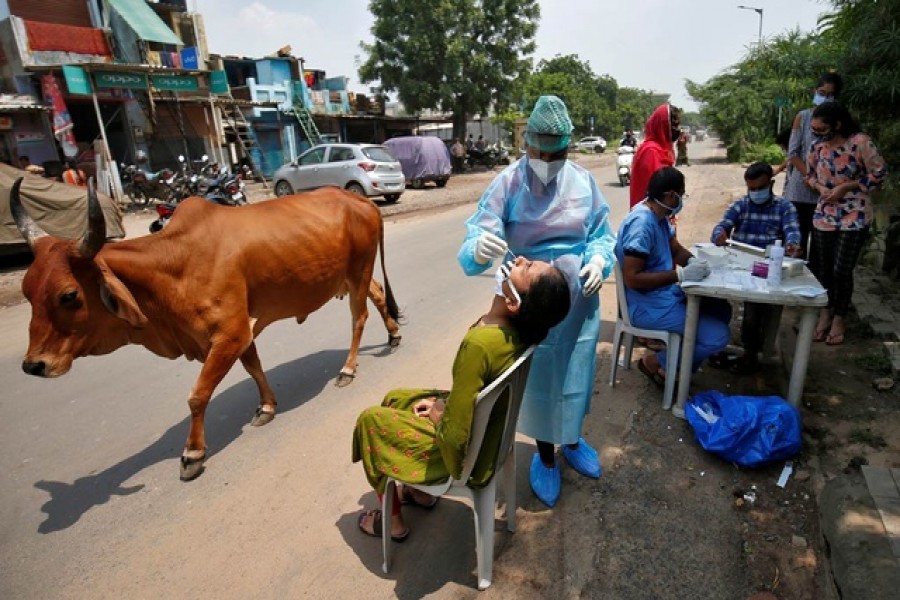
[609,261,681,409]
[381,345,536,591]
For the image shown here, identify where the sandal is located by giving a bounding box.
[826,324,845,346]
[358,509,409,543]
[398,485,438,509]
[637,337,666,352]
[636,357,665,388]
[814,315,833,343]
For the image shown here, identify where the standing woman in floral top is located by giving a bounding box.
[806,102,888,345]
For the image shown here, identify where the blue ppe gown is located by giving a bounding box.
[457,158,617,445]
[615,204,732,371]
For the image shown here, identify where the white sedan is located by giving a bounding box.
[573,136,607,153]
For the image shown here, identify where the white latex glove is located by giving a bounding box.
[676,260,711,283]
[579,255,606,296]
[474,231,508,264]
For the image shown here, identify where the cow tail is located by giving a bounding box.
[378,216,401,322]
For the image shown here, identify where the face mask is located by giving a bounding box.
[653,193,682,216]
[748,189,770,204]
[529,157,564,185]
[494,260,521,304]
[812,93,834,106]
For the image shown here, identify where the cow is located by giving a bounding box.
[10,178,402,480]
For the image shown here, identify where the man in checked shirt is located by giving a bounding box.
[711,162,801,373]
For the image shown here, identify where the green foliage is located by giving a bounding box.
[358,0,540,139]
[521,55,658,140]
[743,143,785,165]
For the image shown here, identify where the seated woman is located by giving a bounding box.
[615,166,732,386]
[353,256,571,541]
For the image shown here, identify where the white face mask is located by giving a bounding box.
[529,157,565,185]
[494,260,521,304]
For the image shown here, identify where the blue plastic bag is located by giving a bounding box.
[686,391,802,468]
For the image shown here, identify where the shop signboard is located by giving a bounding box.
[62,65,91,95]
[209,70,230,95]
[151,74,199,92]
[180,47,199,70]
[95,71,147,90]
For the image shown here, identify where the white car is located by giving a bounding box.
[574,136,607,153]
[272,143,405,202]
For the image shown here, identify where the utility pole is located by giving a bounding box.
[737,5,764,45]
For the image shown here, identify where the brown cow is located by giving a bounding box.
[10,179,401,480]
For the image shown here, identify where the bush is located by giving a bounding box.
[742,143,785,165]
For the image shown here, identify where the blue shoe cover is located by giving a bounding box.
[530,453,561,507]
[562,438,602,479]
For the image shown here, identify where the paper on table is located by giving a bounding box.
[779,284,827,297]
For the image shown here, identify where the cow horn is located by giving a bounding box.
[78,178,107,258]
[9,177,48,247]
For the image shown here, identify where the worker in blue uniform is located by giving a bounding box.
[457,96,617,507]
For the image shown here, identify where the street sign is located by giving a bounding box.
[95,71,146,90]
[774,96,790,108]
[151,74,199,92]
[62,65,91,95]
[209,70,230,95]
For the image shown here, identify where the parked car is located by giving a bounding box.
[0,163,125,257]
[382,136,451,189]
[573,136,607,153]
[272,143,405,202]
[694,128,708,141]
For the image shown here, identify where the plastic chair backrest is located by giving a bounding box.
[455,345,535,485]
[613,261,634,328]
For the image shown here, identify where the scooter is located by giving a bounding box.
[616,145,635,186]
[121,163,176,205]
[149,170,247,233]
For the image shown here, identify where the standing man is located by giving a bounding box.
[676,130,690,166]
[457,95,617,507]
[450,138,466,174]
[630,104,681,208]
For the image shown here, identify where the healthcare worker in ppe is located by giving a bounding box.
[457,95,617,507]
[615,166,732,386]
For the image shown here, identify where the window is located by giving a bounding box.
[328,147,355,162]
[299,147,326,166]
[363,146,396,162]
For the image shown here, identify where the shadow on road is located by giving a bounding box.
[32,344,392,534]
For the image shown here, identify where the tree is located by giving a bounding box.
[358,0,539,140]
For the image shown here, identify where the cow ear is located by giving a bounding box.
[95,258,148,328]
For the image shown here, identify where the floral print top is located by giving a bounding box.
[806,133,888,231]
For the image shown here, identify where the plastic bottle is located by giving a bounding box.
[768,239,784,286]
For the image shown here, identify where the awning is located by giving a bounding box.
[24,20,112,56]
[107,0,183,46]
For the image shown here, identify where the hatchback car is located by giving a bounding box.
[272,143,405,202]
[574,136,607,153]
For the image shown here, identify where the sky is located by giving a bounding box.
[194,0,831,112]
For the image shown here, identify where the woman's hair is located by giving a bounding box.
[816,72,843,97]
[509,267,571,346]
[646,166,685,200]
[812,101,861,137]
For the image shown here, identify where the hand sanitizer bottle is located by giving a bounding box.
[768,240,784,286]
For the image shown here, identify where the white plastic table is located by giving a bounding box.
[671,248,828,419]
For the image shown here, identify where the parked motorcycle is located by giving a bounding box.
[466,146,497,170]
[120,163,176,205]
[616,145,635,186]
[149,169,246,233]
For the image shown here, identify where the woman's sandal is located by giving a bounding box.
[398,485,439,509]
[636,357,665,388]
[826,324,845,346]
[357,509,409,543]
[814,318,833,342]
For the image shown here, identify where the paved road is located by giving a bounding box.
[0,142,732,599]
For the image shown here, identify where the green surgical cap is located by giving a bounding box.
[525,95,574,152]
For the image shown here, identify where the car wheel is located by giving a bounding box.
[410,178,424,189]
[346,182,366,197]
[435,178,448,188]
[274,181,294,197]
[594,146,604,154]
[383,194,400,203]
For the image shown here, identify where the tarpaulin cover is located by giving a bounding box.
[107,0,183,46]
[24,20,111,55]
[0,163,125,249]
[383,136,451,181]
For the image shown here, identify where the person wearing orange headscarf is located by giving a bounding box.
[630,104,680,209]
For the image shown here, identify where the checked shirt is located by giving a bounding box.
[711,194,801,249]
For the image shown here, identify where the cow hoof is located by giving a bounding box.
[251,407,275,426]
[180,453,207,481]
[335,372,355,387]
[388,334,402,348]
